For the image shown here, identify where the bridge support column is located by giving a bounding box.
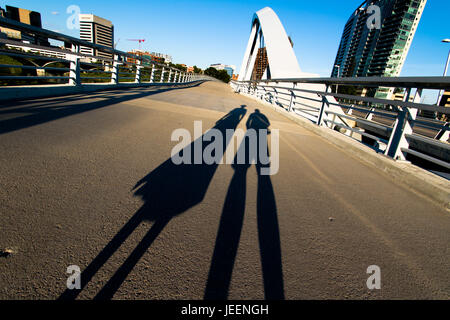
[317,85,330,126]
[385,88,421,161]
[111,54,120,85]
[69,44,80,86]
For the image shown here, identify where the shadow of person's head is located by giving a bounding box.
[132,107,248,222]
[246,109,270,131]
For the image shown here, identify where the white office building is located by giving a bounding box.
[209,63,236,77]
[79,14,114,59]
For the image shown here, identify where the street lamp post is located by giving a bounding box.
[334,64,341,93]
[437,39,450,106]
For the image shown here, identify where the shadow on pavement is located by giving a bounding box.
[0,82,204,135]
[204,109,284,300]
[58,105,247,300]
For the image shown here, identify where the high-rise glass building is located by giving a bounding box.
[332,0,427,98]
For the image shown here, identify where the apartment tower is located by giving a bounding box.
[332,0,427,98]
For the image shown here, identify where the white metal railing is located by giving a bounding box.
[0,16,208,87]
[231,77,450,173]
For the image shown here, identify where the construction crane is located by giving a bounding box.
[114,38,120,49]
[127,39,145,50]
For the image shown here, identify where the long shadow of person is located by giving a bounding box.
[59,105,247,300]
[204,109,284,300]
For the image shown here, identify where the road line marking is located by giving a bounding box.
[281,134,333,185]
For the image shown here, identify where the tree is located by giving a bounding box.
[193,65,202,74]
[168,62,187,72]
[204,67,230,83]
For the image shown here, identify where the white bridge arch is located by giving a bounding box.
[236,7,348,126]
[238,7,305,81]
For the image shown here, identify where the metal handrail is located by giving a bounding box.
[238,80,450,114]
[249,76,450,90]
[231,77,450,173]
[0,16,204,87]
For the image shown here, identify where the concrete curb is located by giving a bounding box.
[240,92,450,211]
[0,80,206,103]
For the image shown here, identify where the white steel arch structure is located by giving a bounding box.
[238,7,303,81]
[236,7,348,126]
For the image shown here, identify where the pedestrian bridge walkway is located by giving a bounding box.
[0,81,449,299]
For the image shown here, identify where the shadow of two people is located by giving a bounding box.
[204,109,284,300]
[59,106,283,300]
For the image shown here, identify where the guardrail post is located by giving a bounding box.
[168,69,172,83]
[182,72,186,82]
[69,44,80,86]
[272,87,278,106]
[150,66,155,83]
[385,88,421,160]
[317,85,330,126]
[160,67,165,83]
[366,107,375,120]
[111,54,120,85]
[135,60,142,84]
[172,71,176,83]
[288,83,296,112]
[435,122,450,142]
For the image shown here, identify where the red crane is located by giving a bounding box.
[126,39,146,50]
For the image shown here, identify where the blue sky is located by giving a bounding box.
[4,0,450,101]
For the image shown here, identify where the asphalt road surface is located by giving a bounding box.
[0,81,449,299]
